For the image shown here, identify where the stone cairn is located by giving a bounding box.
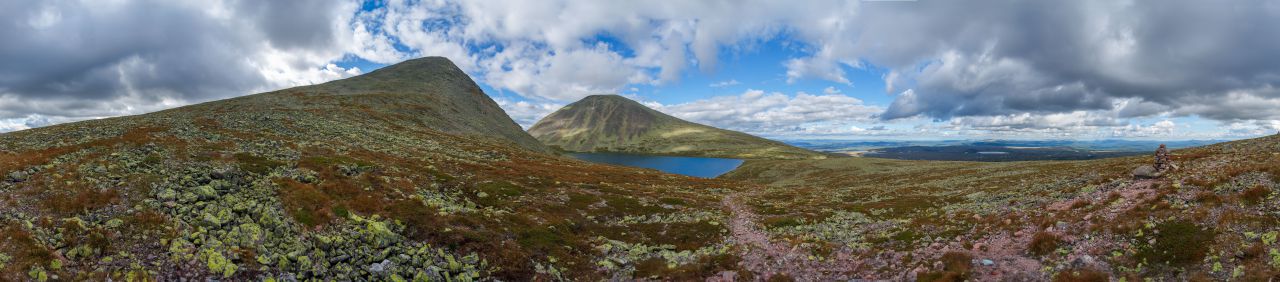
[1134,144,1173,179]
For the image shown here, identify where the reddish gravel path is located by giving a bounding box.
[720,195,863,281]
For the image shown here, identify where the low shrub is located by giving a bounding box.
[917,252,972,282]
[1053,268,1109,282]
[275,179,334,227]
[1028,232,1062,257]
[1240,185,1272,205]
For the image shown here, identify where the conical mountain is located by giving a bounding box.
[295,57,550,153]
[528,94,825,159]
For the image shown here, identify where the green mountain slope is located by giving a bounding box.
[0,57,746,280]
[527,95,825,159]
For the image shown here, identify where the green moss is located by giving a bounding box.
[603,194,664,215]
[302,156,373,168]
[142,154,163,166]
[333,205,351,219]
[763,217,804,229]
[1135,220,1216,266]
[658,197,687,206]
[478,181,524,198]
[473,181,526,207]
[517,227,568,252]
[235,152,284,175]
[567,193,597,209]
[0,252,11,270]
[891,229,925,243]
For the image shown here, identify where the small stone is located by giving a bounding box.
[7,171,28,183]
[1071,255,1096,268]
[980,259,995,266]
[1132,165,1161,179]
[972,243,987,252]
[369,259,390,272]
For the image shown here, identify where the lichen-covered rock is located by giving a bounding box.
[157,188,178,201]
[6,170,28,183]
[1133,164,1162,179]
[106,218,124,228]
[195,185,218,200]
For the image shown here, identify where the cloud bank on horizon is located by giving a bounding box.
[3,0,1280,140]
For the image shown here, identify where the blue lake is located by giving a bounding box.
[567,152,744,178]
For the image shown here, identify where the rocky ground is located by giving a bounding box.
[723,134,1280,281]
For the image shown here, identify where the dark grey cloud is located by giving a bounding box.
[796,0,1280,122]
[5,0,1277,138]
[0,0,357,123]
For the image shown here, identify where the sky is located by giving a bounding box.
[3,0,1280,140]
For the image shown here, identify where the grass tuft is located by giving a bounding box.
[1240,185,1272,205]
[1028,232,1062,257]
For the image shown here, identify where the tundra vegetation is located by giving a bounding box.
[2,57,1278,280]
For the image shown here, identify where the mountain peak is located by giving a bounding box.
[580,94,628,100]
[381,56,461,71]
[336,56,468,85]
[268,57,551,153]
[528,95,824,159]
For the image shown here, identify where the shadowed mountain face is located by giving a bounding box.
[528,95,825,159]
[0,57,748,280]
[305,57,551,153]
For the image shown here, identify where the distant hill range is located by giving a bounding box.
[862,145,1146,161]
[786,139,1226,161]
[527,95,825,159]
